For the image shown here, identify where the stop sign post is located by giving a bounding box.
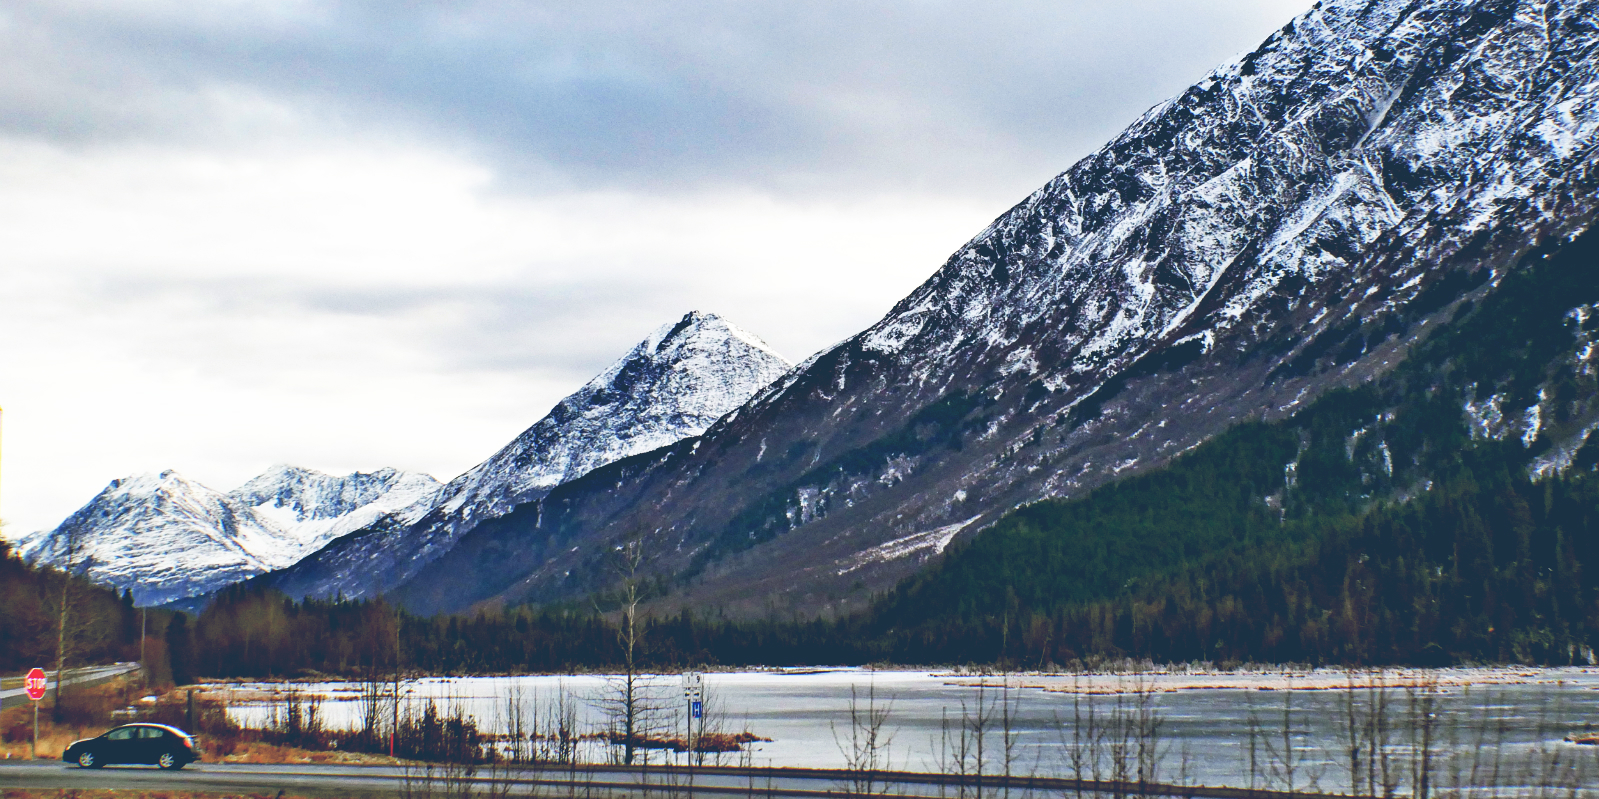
[25,667,46,759]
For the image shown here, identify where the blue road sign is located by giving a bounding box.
[692,700,702,719]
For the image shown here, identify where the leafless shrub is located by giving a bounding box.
[833,675,897,798]
[1055,676,1161,799]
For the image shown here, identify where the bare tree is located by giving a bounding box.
[44,524,101,722]
[833,675,896,798]
[596,535,652,766]
[1259,675,1322,794]
[1406,675,1440,799]
[1058,675,1104,799]
[1341,669,1368,796]
[1131,676,1162,795]
[497,681,531,764]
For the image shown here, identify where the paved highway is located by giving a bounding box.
[1,761,874,799]
[0,663,142,712]
[0,760,1350,799]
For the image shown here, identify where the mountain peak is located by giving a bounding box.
[653,310,711,349]
[229,464,438,527]
[20,469,287,605]
[516,310,791,493]
[24,463,442,605]
[654,311,784,361]
[259,312,794,602]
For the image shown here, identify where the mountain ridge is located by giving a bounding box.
[256,310,794,602]
[15,465,440,605]
[384,0,1599,617]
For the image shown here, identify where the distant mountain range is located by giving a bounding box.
[253,310,792,604]
[15,311,792,606]
[13,466,439,605]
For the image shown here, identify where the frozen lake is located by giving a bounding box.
[216,667,1599,793]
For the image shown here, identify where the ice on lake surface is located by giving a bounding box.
[220,667,1599,792]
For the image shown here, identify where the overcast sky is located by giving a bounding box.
[0,0,1309,536]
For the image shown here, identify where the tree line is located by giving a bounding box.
[159,455,1599,678]
[0,538,155,673]
[0,537,175,721]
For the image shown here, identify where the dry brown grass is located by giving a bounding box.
[216,740,402,766]
[4,790,317,799]
[0,678,384,768]
[0,726,98,761]
[0,677,154,761]
[602,730,772,753]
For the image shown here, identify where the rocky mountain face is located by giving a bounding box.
[385,0,1599,616]
[15,466,439,605]
[257,311,793,602]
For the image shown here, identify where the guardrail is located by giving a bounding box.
[0,665,138,711]
[387,762,1368,799]
[0,671,53,691]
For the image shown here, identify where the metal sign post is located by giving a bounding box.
[680,671,703,771]
[25,667,47,759]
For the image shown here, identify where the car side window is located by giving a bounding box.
[139,728,165,739]
[106,728,134,740]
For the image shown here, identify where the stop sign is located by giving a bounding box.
[24,668,47,701]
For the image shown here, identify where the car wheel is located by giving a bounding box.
[76,751,98,769]
[157,752,182,770]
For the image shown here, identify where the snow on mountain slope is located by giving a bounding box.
[231,465,442,557]
[260,311,793,601]
[433,311,793,525]
[387,0,1599,616]
[17,470,294,606]
[17,466,440,605]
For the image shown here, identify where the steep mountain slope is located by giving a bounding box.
[17,467,439,605]
[871,228,1599,665]
[260,311,793,602]
[18,470,313,606]
[393,0,1599,616]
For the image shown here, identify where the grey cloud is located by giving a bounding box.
[2,0,1309,195]
[73,270,698,378]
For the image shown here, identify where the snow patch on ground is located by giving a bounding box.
[835,516,982,576]
[1464,390,1508,440]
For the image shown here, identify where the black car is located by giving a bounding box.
[63,723,201,769]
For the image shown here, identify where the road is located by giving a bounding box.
[0,760,1357,799]
[0,663,141,712]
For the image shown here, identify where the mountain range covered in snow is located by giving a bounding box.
[370,0,1599,617]
[255,310,793,603]
[17,311,791,607]
[15,466,440,605]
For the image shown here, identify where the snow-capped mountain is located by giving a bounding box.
[430,311,794,526]
[258,311,793,601]
[383,0,1599,615]
[231,465,441,557]
[19,466,439,605]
